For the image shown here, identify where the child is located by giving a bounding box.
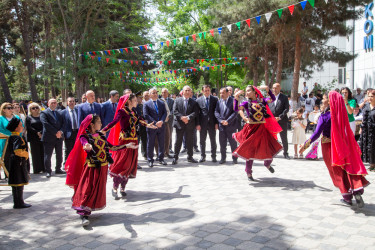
[292,108,307,159]
[6,117,31,209]
[65,115,137,226]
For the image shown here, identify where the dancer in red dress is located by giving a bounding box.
[65,115,137,226]
[233,86,283,181]
[101,94,157,199]
[300,92,369,207]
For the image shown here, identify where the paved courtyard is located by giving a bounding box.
[1,131,375,250]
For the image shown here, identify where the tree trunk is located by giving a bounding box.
[43,18,51,100]
[276,40,283,83]
[270,59,277,85]
[0,51,12,102]
[292,19,302,105]
[263,48,270,87]
[252,57,258,86]
[13,0,38,101]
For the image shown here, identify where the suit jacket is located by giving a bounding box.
[143,99,168,132]
[197,95,219,127]
[173,97,199,130]
[77,102,103,125]
[164,97,174,124]
[269,93,289,123]
[101,100,117,127]
[40,108,64,142]
[214,96,237,131]
[61,107,79,139]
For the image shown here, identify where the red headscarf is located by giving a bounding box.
[107,94,130,146]
[65,114,93,188]
[253,87,282,138]
[329,91,367,175]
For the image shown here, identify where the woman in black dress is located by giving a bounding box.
[26,103,45,174]
[359,89,375,172]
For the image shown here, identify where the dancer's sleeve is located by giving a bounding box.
[303,115,326,148]
[102,109,124,132]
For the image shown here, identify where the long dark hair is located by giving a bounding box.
[341,87,353,100]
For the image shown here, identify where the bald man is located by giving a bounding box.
[40,99,65,177]
[77,90,103,125]
[269,83,290,159]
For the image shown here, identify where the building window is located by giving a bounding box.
[338,67,346,85]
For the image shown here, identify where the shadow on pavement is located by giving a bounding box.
[351,203,375,216]
[250,177,332,192]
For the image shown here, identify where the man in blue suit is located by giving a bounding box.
[214,87,238,164]
[61,97,79,162]
[143,88,168,168]
[101,90,119,128]
[77,90,103,125]
[40,99,65,178]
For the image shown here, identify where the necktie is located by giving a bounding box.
[153,101,159,114]
[112,103,116,112]
[71,109,77,129]
[206,97,209,110]
[184,99,188,113]
[222,100,227,113]
[52,110,57,120]
[90,103,94,113]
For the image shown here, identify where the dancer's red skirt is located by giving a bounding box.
[72,164,108,211]
[110,139,138,178]
[233,123,283,161]
[321,142,369,194]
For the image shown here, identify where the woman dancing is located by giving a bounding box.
[233,86,283,181]
[65,115,137,226]
[300,92,369,207]
[101,94,157,199]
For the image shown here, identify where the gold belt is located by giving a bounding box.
[321,136,331,144]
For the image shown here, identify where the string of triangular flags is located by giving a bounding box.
[83,55,248,66]
[112,62,244,77]
[121,73,195,83]
[122,79,182,87]
[83,0,325,55]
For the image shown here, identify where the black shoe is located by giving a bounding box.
[148,161,154,168]
[172,158,178,165]
[212,157,217,163]
[159,160,167,166]
[340,199,353,206]
[46,173,51,178]
[354,194,365,208]
[137,165,142,169]
[112,189,119,200]
[187,158,198,163]
[194,147,200,153]
[233,158,238,164]
[219,159,226,164]
[267,166,275,173]
[55,169,66,174]
[180,148,187,154]
[199,157,206,163]
[284,154,290,160]
[170,149,174,154]
[248,175,255,181]
[167,154,175,159]
[14,203,32,209]
[120,190,127,197]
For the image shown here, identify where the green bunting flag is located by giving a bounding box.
[236,22,241,30]
[203,31,207,39]
[129,47,134,52]
[277,9,283,18]
[173,39,177,46]
[308,0,315,7]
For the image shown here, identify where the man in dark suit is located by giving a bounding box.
[269,83,290,159]
[214,87,238,164]
[77,90,103,125]
[40,99,65,177]
[196,85,218,163]
[172,86,199,165]
[161,88,174,158]
[143,88,168,167]
[101,90,119,128]
[61,97,79,163]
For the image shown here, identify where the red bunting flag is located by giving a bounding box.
[159,61,163,65]
[245,57,248,60]
[174,70,177,74]
[166,40,170,47]
[223,58,227,61]
[201,59,205,62]
[135,61,138,65]
[157,71,160,74]
[288,5,295,15]
[210,29,214,37]
[107,50,111,55]
[131,60,133,65]
[168,60,171,65]
[93,52,97,56]
[222,65,225,67]
[144,45,148,50]
[91,56,95,60]
[106,58,110,63]
[125,48,128,53]
[192,34,196,41]
[246,19,251,28]
[197,59,200,63]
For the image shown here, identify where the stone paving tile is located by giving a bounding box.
[1,131,375,249]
